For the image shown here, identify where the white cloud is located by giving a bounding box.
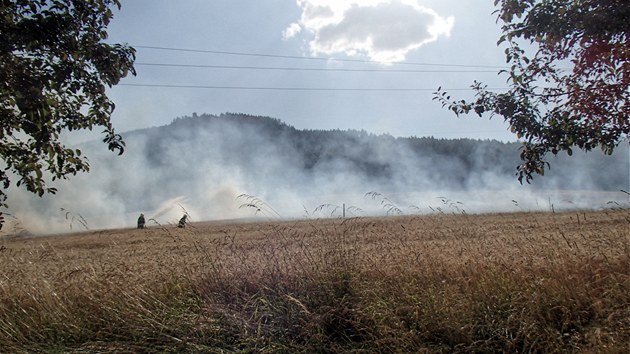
[285,0,454,63]
[282,22,302,40]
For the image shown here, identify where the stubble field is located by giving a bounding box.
[1,210,629,353]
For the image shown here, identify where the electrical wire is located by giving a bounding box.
[133,45,508,69]
[124,46,508,92]
[135,62,499,73]
[119,83,506,91]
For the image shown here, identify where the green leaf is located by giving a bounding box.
[0,0,136,211]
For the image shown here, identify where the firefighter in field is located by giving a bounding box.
[137,213,146,229]
[178,214,188,228]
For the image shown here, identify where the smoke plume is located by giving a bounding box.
[2,113,628,235]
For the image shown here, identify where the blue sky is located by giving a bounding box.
[102,0,516,141]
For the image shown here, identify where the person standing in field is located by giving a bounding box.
[137,213,146,229]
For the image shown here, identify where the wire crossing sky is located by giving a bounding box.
[97,0,518,143]
[120,83,509,92]
[134,62,502,73]
[132,45,510,69]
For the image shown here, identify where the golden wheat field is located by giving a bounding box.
[1,210,629,352]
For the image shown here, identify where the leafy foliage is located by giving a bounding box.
[435,0,629,182]
[0,0,135,209]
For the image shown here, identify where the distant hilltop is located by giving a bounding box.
[113,112,627,193]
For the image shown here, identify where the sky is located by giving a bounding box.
[99,0,517,142]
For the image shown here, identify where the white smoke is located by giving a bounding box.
[1,113,628,236]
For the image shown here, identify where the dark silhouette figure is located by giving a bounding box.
[178,214,188,228]
[137,213,146,229]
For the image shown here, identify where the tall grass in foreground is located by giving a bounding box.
[0,210,629,352]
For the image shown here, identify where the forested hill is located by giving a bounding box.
[127,112,521,183]
[70,112,628,218]
[116,112,626,190]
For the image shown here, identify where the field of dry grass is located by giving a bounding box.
[1,210,629,352]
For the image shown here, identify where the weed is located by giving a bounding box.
[0,212,29,237]
[365,191,403,215]
[60,207,89,231]
[313,203,365,218]
[236,194,283,220]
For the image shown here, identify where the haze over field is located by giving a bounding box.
[4,113,628,235]
[3,1,628,235]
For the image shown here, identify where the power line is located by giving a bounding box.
[119,83,507,92]
[133,45,508,70]
[135,62,499,73]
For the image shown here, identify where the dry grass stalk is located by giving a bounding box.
[0,210,628,352]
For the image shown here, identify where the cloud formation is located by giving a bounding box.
[284,0,455,62]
